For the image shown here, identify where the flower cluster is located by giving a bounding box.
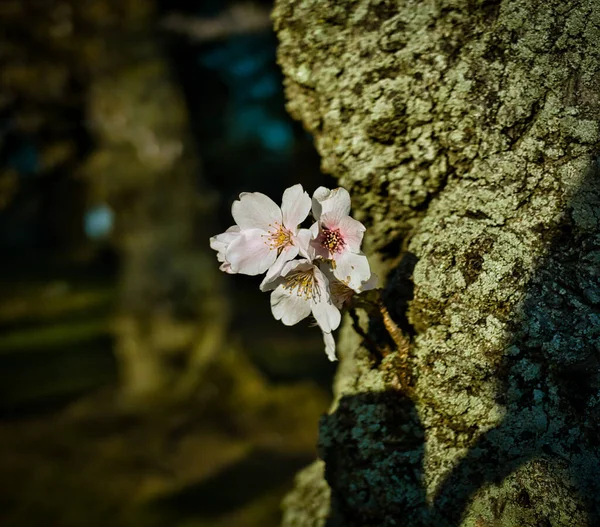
[210,184,376,360]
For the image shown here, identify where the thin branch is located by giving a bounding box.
[161,3,272,42]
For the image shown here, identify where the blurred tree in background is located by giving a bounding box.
[0,1,332,526]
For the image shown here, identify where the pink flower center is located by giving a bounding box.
[264,222,292,255]
[321,226,345,254]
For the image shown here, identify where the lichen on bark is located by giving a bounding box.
[273,0,600,525]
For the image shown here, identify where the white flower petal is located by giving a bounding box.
[220,261,235,274]
[210,226,241,262]
[281,258,313,276]
[232,192,282,230]
[309,221,320,239]
[295,228,315,260]
[319,187,351,222]
[323,331,337,361]
[337,215,366,253]
[260,245,299,291]
[333,251,371,292]
[317,212,339,231]
[226,229,276,275]
[312,300,341,332]
[310,266,341,332]
[271,285,312,326]
[311,186,332,219]
[313,187,331,201]
[282,184,311,229]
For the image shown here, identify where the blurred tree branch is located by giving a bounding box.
[161,2,272,42]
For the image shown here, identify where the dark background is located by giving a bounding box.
[0,1,334,525]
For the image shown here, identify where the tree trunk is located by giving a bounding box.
[80,2,227,408]
[274,0,600,525]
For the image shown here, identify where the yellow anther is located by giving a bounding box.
[284,269,321,301]
[267,222,292,254]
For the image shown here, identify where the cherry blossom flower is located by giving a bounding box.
[210,183,380,362]
[319,268,379,361]
[266,259,341,344]
[310,187,371,292]
[220,184,312,278]
[209,226,241,274]
[327,268,379,309]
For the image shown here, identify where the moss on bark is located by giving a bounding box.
[274,0,600,525]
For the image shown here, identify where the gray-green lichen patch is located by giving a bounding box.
[275,0,600,524]
[461,457,588,527]
[281,461,331,527]
[274,0,600,248]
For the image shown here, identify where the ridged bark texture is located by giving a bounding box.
[274,0,600,525]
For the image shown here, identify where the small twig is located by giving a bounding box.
[379,301,412,387]
[352,288,413,383]
[380,303,410,358]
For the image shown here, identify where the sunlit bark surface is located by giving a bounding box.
[274,1,600,525]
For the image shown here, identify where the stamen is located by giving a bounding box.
[321,226,345,254]
[262,222,292,254]
[283,269,321,301]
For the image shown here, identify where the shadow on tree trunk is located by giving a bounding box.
[321,158,600,526]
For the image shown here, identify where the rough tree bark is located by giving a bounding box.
[273,0,600,525]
